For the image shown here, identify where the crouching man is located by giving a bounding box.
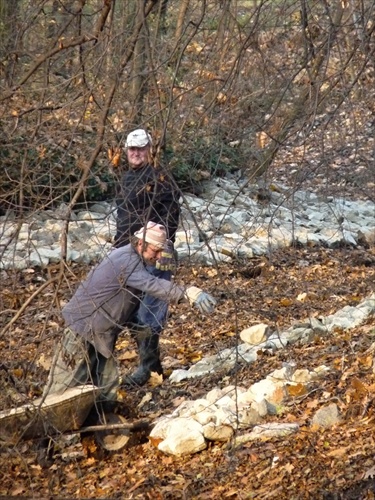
[43,222,216,411]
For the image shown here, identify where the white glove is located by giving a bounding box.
[185,286,217,314]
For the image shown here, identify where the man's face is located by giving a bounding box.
[127,145,150,169]
[137,240,162,265]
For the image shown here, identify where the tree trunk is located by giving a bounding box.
[130,0,147,125]
[175,0,190,41]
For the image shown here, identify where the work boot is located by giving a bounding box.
[123,326,163,386]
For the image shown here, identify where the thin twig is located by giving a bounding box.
[0,278,58,336]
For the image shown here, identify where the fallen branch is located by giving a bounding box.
[77,418,151,434]
[0,277,58,336]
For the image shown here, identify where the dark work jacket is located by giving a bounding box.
[114,163,181,248]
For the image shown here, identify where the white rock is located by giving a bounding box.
[221,385,246,398]
[168,369,190,383]
[269,227,293,247]
[77,210,105,221]
[171,400,196,418]
[265,333,288,350]
[240,323,270,345]
[89,202,112,215]
[237,407,262,428]
[174,229,198,244]
[248,422,299,439]
[237,391,256,406]
[267,367,290,382]
[44,221,63,233]
[203,422,233,442]
[237,245,254,258]
[358,228,375,246]
[0,254,27,270]
[192,399,213,412]
[155,418,206,456]
[215,395,236,410]
[251,399,268,417]
[291,369,315,383]
[28,251,50,267]
[248,379,286,405]
[342,229,357,245]
[192,409,215,426]
[314,365,331,376]
[68,250,92,264]
[237,344,260,364]
[206,388,224,404]
[214,407,237,427]
[149,417,173,440]
[312,403,341,428]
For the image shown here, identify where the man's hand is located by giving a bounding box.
[155,240,176,272]
[185,286,217,314]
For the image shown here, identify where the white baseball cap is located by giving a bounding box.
[125,129,152,148]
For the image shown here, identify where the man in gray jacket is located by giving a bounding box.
[44,222,216,408]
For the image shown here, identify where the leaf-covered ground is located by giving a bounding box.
[1,243,375,499]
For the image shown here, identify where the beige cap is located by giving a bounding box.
[134,222,167,249]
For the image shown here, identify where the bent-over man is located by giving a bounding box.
[44,222,216,410]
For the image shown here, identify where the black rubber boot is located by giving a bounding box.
[124,328,163,386]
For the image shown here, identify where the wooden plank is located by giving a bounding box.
[0,385,100,444]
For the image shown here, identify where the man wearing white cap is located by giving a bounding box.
[43,222,216,413]
[114,128,181,386]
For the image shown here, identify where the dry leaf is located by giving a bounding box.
[287,383,307,397]
[358,354,373,368]
[12,368,24,378]
[37,353,51,370]
[149,435,163,448]
[280,297,293,307]
[216,92,227,104]
[118,350,137,361]
[224,489,239,498]
[256,131,269,149]
[284,463,295,473]
[306,399,319,409]
[149,372,163,387]
[110,148,122,167]
[351,377,368,396]
[172,396,186,407]
[296,292,308,302]
[138,392,153,408]
[363,465,375,479]
[207,268,218,277]
[327,447,350,457]
[188,352,202,363]
[186,41,203,53]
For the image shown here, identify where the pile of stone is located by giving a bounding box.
[169,295,375,383]
[149,294,375,456]
[1,178,374,270]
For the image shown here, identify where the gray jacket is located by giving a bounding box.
[62,244,185,357]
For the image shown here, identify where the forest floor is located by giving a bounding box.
[0,121,375,497]
[0,241,375,499]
